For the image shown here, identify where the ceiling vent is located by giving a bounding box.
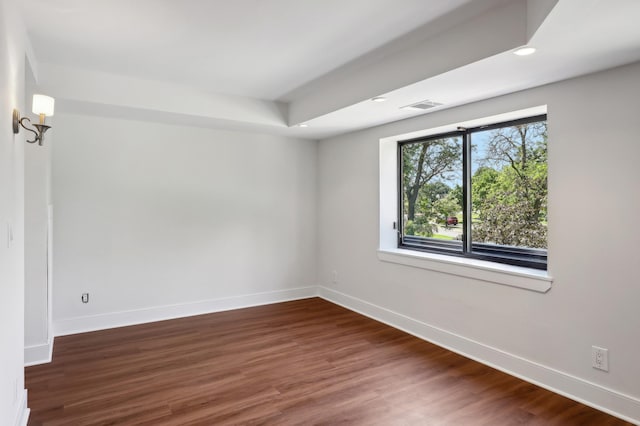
[400,100,443,111]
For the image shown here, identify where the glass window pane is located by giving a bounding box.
[470,121,547,251]
[401,136,463,244]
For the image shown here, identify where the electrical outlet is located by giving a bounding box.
[331,270,338,284]
[81,293,89,303]
[592,346,609,371]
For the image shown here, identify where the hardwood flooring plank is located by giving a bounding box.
[26,298,632,425]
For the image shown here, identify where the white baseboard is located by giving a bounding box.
[53,286,318,337]
[318,286,640,425]
[15,389,29,426]
[25,337,54,366]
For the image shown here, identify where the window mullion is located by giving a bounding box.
[462,132,473,254]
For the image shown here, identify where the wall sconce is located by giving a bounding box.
[13,94,55,146]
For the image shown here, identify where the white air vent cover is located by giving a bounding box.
[401,100,443,111]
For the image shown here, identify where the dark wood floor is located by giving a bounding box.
[26,298,631,425]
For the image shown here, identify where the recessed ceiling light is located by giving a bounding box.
[371,96,387,103]
[514,46,536,56]
[297,123,309,128]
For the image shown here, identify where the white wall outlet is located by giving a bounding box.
[331,270,338,284]
[592,346,609,371]
[81,293,89,303]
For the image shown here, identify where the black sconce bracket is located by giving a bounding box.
[12,109,51,146]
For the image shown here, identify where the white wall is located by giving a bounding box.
[0,0,29,423]
[52,115,317,333]
[317,61,640,422]
[24,60,53,365]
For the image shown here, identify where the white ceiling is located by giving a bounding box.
[23,0,478,100]
[21,0,640,140]
[305,0,640,136]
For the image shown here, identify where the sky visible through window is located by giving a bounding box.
[428,132,490,190]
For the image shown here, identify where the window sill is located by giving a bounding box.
[377,248,552,293]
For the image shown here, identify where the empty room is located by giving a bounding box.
[2,0,640,424]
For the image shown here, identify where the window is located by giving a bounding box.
[398,115,547,270]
